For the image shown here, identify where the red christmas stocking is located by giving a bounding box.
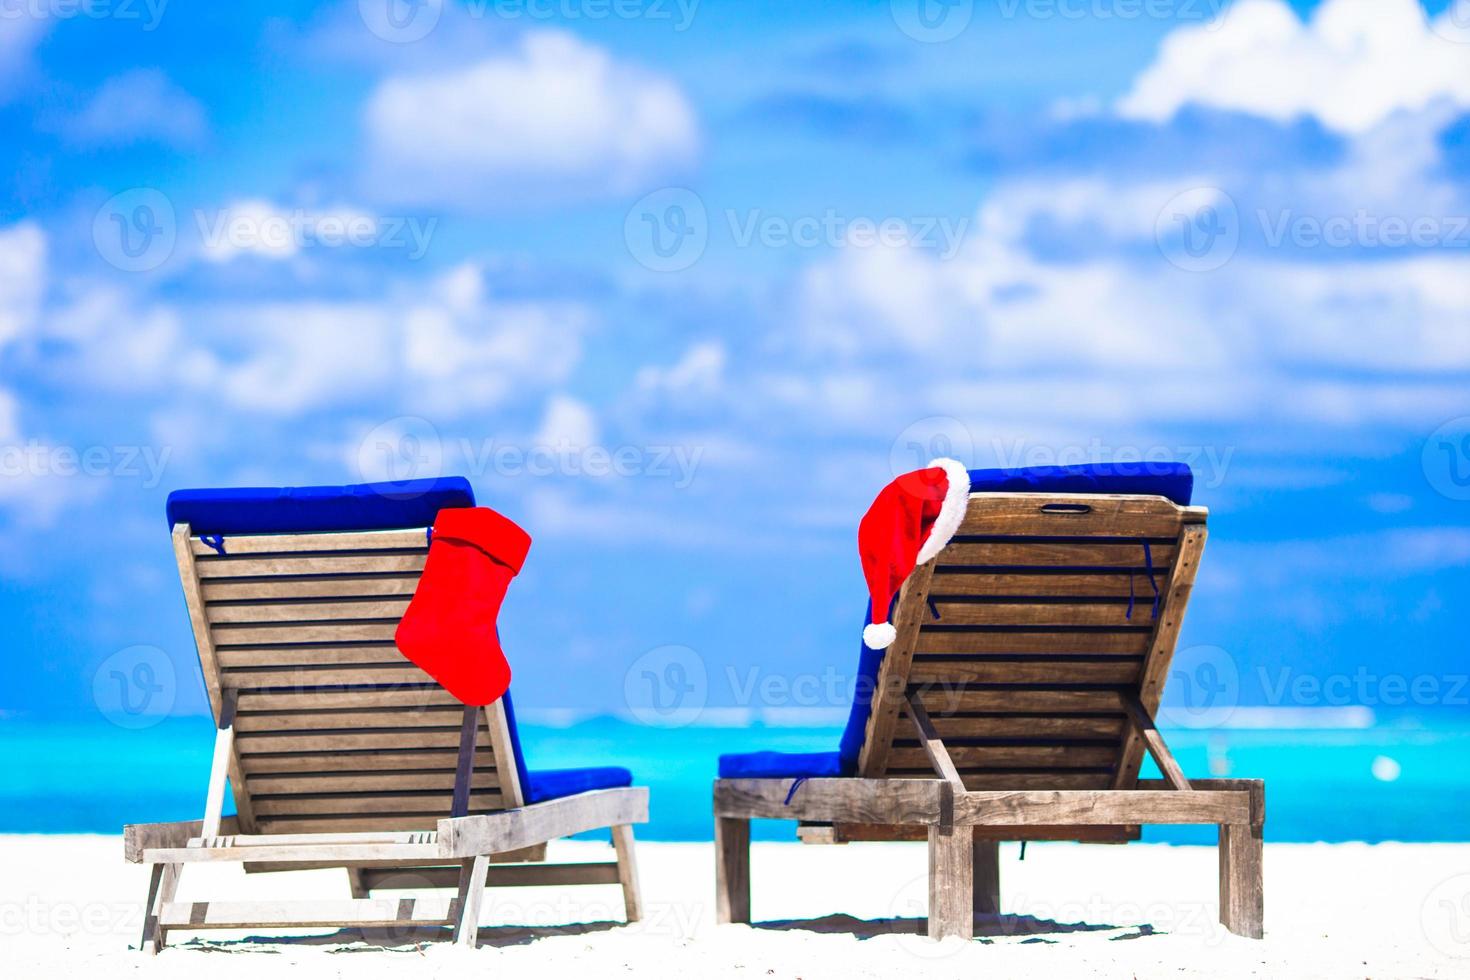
[395,506,532,706]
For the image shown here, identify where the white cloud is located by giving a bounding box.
[65,69,207,148]
[0,222,45,346]
[363,30,698,208]
[635,341,725,395]
[34,262,591,417]
[787,157,1470,433]
[534,394,600,450]
[1118,0,1470,134]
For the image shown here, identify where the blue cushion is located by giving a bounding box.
[523,766,635,804]
[717,750,843,779]
[821,462,1193,779]
[966,462,1193,506]
[498,684,636,804]
[165,477,475,536]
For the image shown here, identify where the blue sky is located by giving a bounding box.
[2,0,1469,726]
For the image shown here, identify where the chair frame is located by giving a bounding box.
[124,523,646,952]
[712,492,1264,941]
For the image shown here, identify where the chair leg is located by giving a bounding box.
[1218,823,1263,938]
[714,816,751,924]
[453,855,490,947]
[139,862,181,954]
[927,824,973,941]
[611,824,644,923]
[345,868,370,899]
[973,837,1000,917]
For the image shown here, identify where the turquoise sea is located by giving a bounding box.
[4,712,1469,843]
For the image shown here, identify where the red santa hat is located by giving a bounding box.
[858,457,971,649]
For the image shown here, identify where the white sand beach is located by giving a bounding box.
[4,835,1466,979]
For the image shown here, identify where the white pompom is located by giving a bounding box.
[863,622,897,649]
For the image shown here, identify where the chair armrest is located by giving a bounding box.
[438,787,648,858]
[124,816,241,862]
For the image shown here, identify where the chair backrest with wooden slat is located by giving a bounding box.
[857,492,1207,798]
[171,523,525,836]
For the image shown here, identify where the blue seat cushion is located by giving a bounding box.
[165,477,475,536]
[717,750,843,779]
[966,462,1192,506]
[523,766,635,804]
[781,462,1196,781]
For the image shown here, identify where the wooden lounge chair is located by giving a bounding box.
[124,479,647,952]
[713,466,1264,941]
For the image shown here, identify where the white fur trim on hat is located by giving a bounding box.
[863,621,898,649]
[915,457,971,565]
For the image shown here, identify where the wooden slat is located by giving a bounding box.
[909,657,1141,686]
[914,630,1152,656]
[927,600,1154,628]
[207,598,412,624]
[715,778,944,824]
[956,495,1186,538]
[195,554,426,578]
[812,822,1140,844]
[218,664,434,689]
[886,744,1118,770]
[911,688,1127,714]
[191,529,428,555]
[251,791,503,817]
[201,575,421,602]
[358,863,621,891]
[233,707,474,733]
[217,645,411,669]
[240,750,467,774]
[953,772,1113,790]
[903,712,1125,740]
[930,571,1150,597]
[952,788,1250,826]
[938,541,1176,568]
[159,896,457,929]
[213,623,402,645]
[247,770,501,795]
[254,816,461,834]
[237,729,493,754]
[237,687,456,712]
